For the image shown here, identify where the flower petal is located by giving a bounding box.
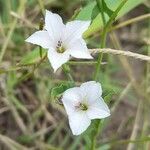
[80,81,102,103]
[67,39,93,59]
[47,48,70,72]
[45,10,65,41]
[64,20,90,43]
[62,87,83,115]
[25,31,52,49]
[68,111,91,135]
[87,97,110,119]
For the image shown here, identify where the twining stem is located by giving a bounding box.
[91,0,128,149]
[94,0,107,81]
[91,0,107,149]
[94,0,128,81]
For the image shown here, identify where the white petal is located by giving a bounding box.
[80,81,102,103]
[25,31,52,49]
[64,20,90,43]
[62,87,82,115]
[87,97,110,119]
[67,39,93,59]
[68,111,91,135]
[62,87,82,104]
[47,48,70,72]
[45,10,65,41]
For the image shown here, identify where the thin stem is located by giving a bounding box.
[91,0,128,149]
[39,18,44,58]
[69,61,97,65]
[90,48,150,62]
[110,13,150,31]
[62,64,74,84]
[91,0,107,149]
[94,0,107,81]
[94,0,128,81]
[146,14,150,96]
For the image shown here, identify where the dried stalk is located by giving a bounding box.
[90,48,150,62]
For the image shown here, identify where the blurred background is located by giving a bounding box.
[0,0,150,150]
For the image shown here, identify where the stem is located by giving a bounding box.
[62,64,74,84]
[91,0,107,149]
[94,0,107,81]
[69,61,97,65]
[91,0,128,149]
[110,13,150,31]
[39,18,44,58]
[94,0,128,81]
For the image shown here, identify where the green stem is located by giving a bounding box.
[94,0,128,81]
[62,64,74,85]
[94,0,107,81]
[91,0,107,149]
[91,0,128,149]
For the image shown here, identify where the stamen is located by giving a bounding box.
[75,102,88,111]
[56,40,65,53]
[80,103,88,111]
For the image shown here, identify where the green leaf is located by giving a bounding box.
[91,4,100,21]
[102,0,114,17]
[51,83,73,99]
[91,0,114,21]
[19,47,46,66]
[76,0,145,38]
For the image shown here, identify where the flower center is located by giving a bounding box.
[76,102,88,111]
[80,103,88,111]
[56,40,65,53]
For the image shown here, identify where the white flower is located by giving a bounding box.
[25,10,93,72]
[62,81,110,135]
